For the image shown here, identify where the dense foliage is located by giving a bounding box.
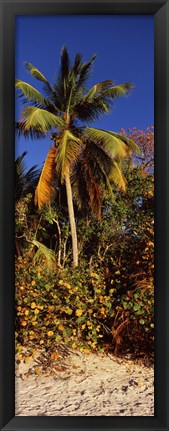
[15,127,154,362]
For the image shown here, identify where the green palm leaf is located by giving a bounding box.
[107,131,141,154]
[85,127,129,159]
[24,62,48,83]
[32,240,56,274]
[75,82,132,122]
[20,106,65,133]
[15,80,57,111]
[24,62,58,105]
[83,80,113,101]
[56,130,82,182]
[109,160,126,191]
[101,82,133,99]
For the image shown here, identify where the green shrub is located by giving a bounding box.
[15,255,154,357]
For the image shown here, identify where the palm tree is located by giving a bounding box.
[15,46,139,267]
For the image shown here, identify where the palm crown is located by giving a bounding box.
[16,46,139,266]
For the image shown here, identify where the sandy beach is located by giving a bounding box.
[15,347,154,416]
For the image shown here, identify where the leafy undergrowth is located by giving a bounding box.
[16,256,154,366]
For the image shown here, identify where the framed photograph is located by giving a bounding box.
[0,0,168,430]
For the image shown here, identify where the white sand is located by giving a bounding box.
[15,349,154,416]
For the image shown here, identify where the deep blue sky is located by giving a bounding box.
[15,15,154,170]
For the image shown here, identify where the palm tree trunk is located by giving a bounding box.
[65,169,78,267]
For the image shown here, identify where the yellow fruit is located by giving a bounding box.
[31,280,36,286]
[87,320,92,326]
[21,320,27,326]
[18,354,23,361]
[109,288,115,294]
[64,282,71,289]
[40,340,44,345]
[71,342,77,349]
[47,330,54,337]
[25,310,29,316]
[34,309,39,315]
[31,302,36,309]
[73,286,79,292]
[58,325,65,331]
[76,309,83,317]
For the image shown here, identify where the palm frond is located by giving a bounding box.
[82,80,113,102]
[75,97,110,122]
[15,80,57,112]
[32,240,56,274]
[85,128,129,159]
[15,151,40,200]
[15,121,47,140]
[107,131,141,154]
[24,62,48,83]
[74,82,133,122]
[34,147,57,209]
[72,157,103,219]
[56,130,82,182]
[73,52,83,74]
[75,54,96,90]
[19,106,65,134]
[84,144,115,202]
[109,160,126,191]
[24,62,59,106]
[60,46,70,80]
[15,151,28,177]
[101,82,133,99]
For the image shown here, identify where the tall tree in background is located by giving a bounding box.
[16,46,139,267]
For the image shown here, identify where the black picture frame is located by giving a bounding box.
[0,0,168,430]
